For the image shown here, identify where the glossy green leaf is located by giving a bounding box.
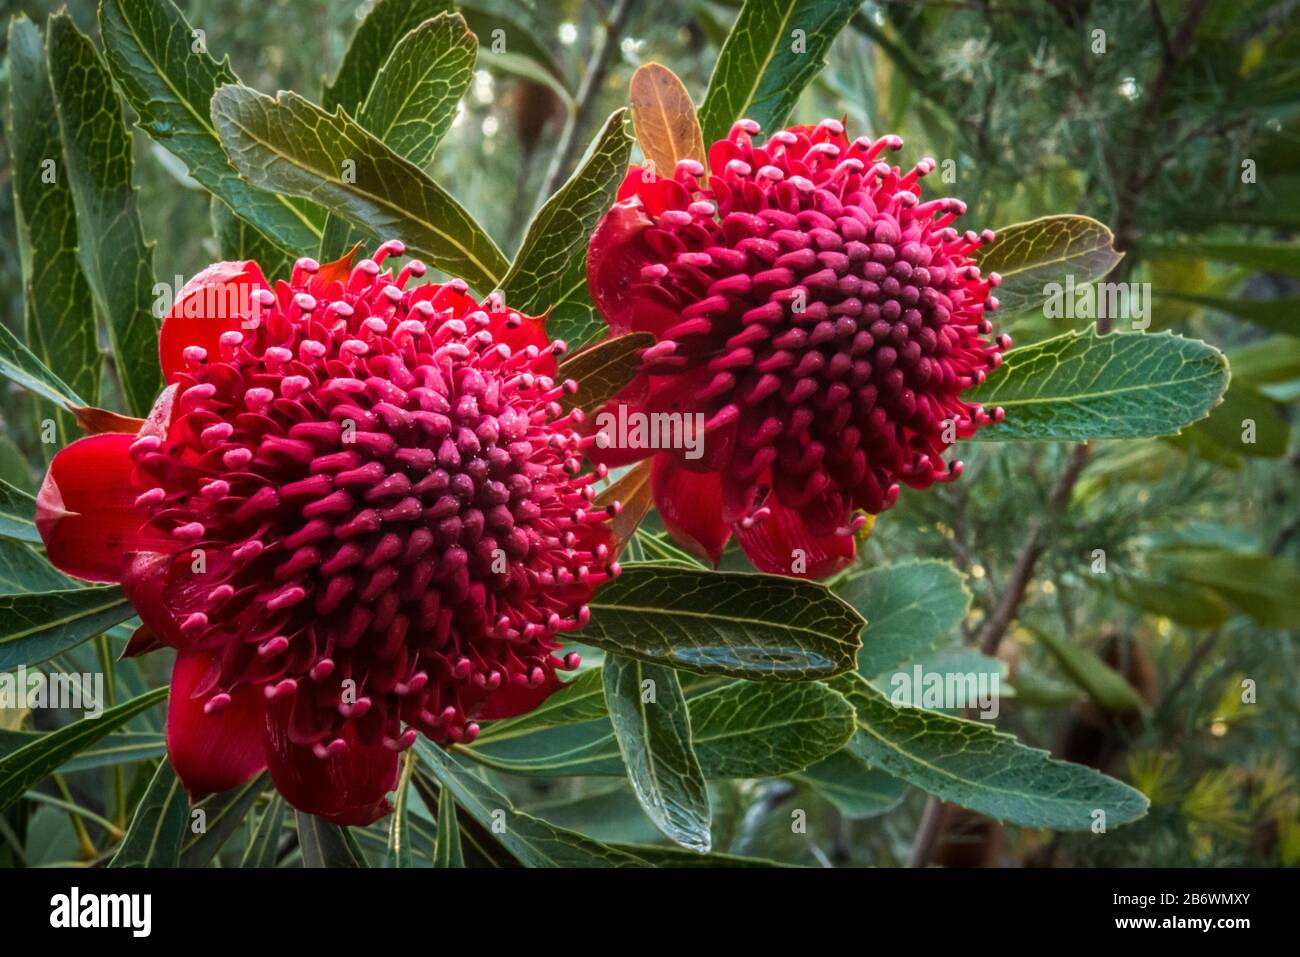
[0,538,72,593]
[110,758,188,867]
[46,13,161,417]
[792,747,908,818]
[831,674,1149,830]
[0,318,88,411]
[0,586,136,670]
[212,86,508,293]
[6,16,99,442]
[180,772,269,867]
[557,332,653,414]
[974,215,1123,316]
[698,0,861,142]
[0,731,163,774]
[0,686,167,813]
[469,676,855,779]
[385,754,416,868]
[99,0,324,253]
[0,481,40,545]
[296,812,367,868]
[580,564,862,680]
[323,0,451,117]
[320,11,478,259]
[241,794,287,867]
[686,678,855,777]
[967,330,1229,441]
[603,655,711,851]
[433,786,464,868]
[502,109,634,346]
[835,559,970,677]
[415,740,648,866]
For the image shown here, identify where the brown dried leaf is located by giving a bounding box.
[629,64,704,176]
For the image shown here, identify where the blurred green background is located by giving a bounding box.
[1,0,1297,866]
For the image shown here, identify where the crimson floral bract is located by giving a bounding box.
[36,242,619,825]
[586,119,1010,578]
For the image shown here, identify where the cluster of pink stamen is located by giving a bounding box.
[128,242,619,753]
[613,119,1009,529]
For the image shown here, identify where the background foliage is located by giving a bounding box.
[0,0,1296,867]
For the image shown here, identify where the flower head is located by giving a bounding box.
[38,242,617,824]
[587,119,1008,577]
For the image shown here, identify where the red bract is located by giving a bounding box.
[586,119,1009,578]
[37,242,619,825]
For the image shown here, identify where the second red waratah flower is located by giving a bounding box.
[587,119,1009,578]
[37,242,619,825]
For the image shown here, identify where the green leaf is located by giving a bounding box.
[0,538,74,592]
[469,676,855,779]
[502,109,634,346]
[606,842,789,867]
[180,772,269,867]
[0,686,167,814]
[0,730,164,772]
[385,753,417,868]
[1190,383,1289,458]
[6,16,99,441]
[1028,628,1148,715]
[1144,241,1300,278]
[415,740,648,866]
[966,330,1229,442]
[46,13,161,417]
[473,666,608,743]
[322,0,452,118]
[320,11,478,259]
[603,655,711,851]
[635,530,707,567]
[835,559,970,677]
[0,319,87,410]
[684,678,855,777]
[580,564,862,681]
[557,332,653,415]
[433,786,464,868]
[792,748,907,818]
[99,0,324,253]
[974,215,1123,316]
[0,586,136,670]
[296,812,367,868]
[698,0,861,142]
[1155,293,1299,336]
[0,480,41,544]
[1153,548,1300,629]
[830,674,1149,830]
[212,86,508,294]
[1105,574,1230,629]
[240,794,287,867]
[1227,337,1300,386]
[210,197,294,280]
[110,758,188,867]
[458,0,567,90]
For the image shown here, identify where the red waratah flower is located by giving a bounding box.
[37,241,618,825]
[586,119,1010,578]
